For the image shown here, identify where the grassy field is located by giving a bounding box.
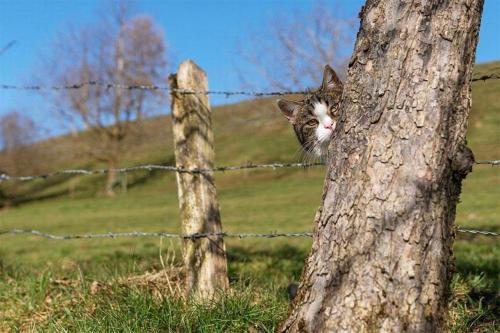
[0,62,499,332]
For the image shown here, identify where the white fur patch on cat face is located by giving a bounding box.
[313,102,335,144]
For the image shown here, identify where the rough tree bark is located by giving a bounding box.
[281,0,483,332]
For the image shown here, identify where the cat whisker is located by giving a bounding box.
[296,142,315,164]
[303,142,320,165]
[292,145,305,162]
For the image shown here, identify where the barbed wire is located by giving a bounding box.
[1,159,498,183]
[457,228,500,236]
[476,160,500,165]
[0,81,308,96]
[0,162,325,182]
[0,228,497,240]
[0,229,313,240]
[471,74,500,82]
[172,88,309,97]
[0,40,17,56]
[0,72,498,94]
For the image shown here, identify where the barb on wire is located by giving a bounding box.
[0,81,308,96]
[0,228,497,240]
[0,162,325,182]
[1,159,498,183]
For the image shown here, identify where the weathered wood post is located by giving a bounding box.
[169,60,229,299]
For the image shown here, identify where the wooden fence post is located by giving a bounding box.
[169,60,229,299]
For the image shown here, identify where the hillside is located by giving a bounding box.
[0,62,499,331]
[2,64,500,202]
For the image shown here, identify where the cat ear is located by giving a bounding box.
[277,99,300,122]
[322,65,343,91]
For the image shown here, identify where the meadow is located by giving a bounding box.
[0,62,499,332]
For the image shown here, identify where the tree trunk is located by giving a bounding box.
[281,1,483,332]
[105,159,118,197]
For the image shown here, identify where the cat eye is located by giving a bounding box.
[307,119,319,126]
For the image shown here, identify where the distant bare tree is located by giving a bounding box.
[0,111,38,177]
[238,1,355,91]
[40,2,168,196]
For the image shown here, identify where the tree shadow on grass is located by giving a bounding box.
[124,155,176,190]
[1,175,74,208]
[226,244,308,285]
[454,247,499,316]
[455,254,499,283]
[0,155,177,208]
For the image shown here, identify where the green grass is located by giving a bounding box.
[0,266,288,332]
[0,62,499,331]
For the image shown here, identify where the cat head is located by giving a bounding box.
[277,65,343,157]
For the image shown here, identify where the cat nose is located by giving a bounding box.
[324,122,333,129]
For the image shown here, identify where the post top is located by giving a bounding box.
[177,59,208,90]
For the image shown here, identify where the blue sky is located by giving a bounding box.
[0,0,499,137]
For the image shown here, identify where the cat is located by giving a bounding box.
[278,65,343,301]
[277,65,343,159]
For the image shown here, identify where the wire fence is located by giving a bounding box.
[0,81,308,97]
[0,40,16,56]
[0,227,498,240]
[0,72,498,96]
[471,73,500,82]
[0,162,326,182]
[1,74,498,248]
[1,160,498,183]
